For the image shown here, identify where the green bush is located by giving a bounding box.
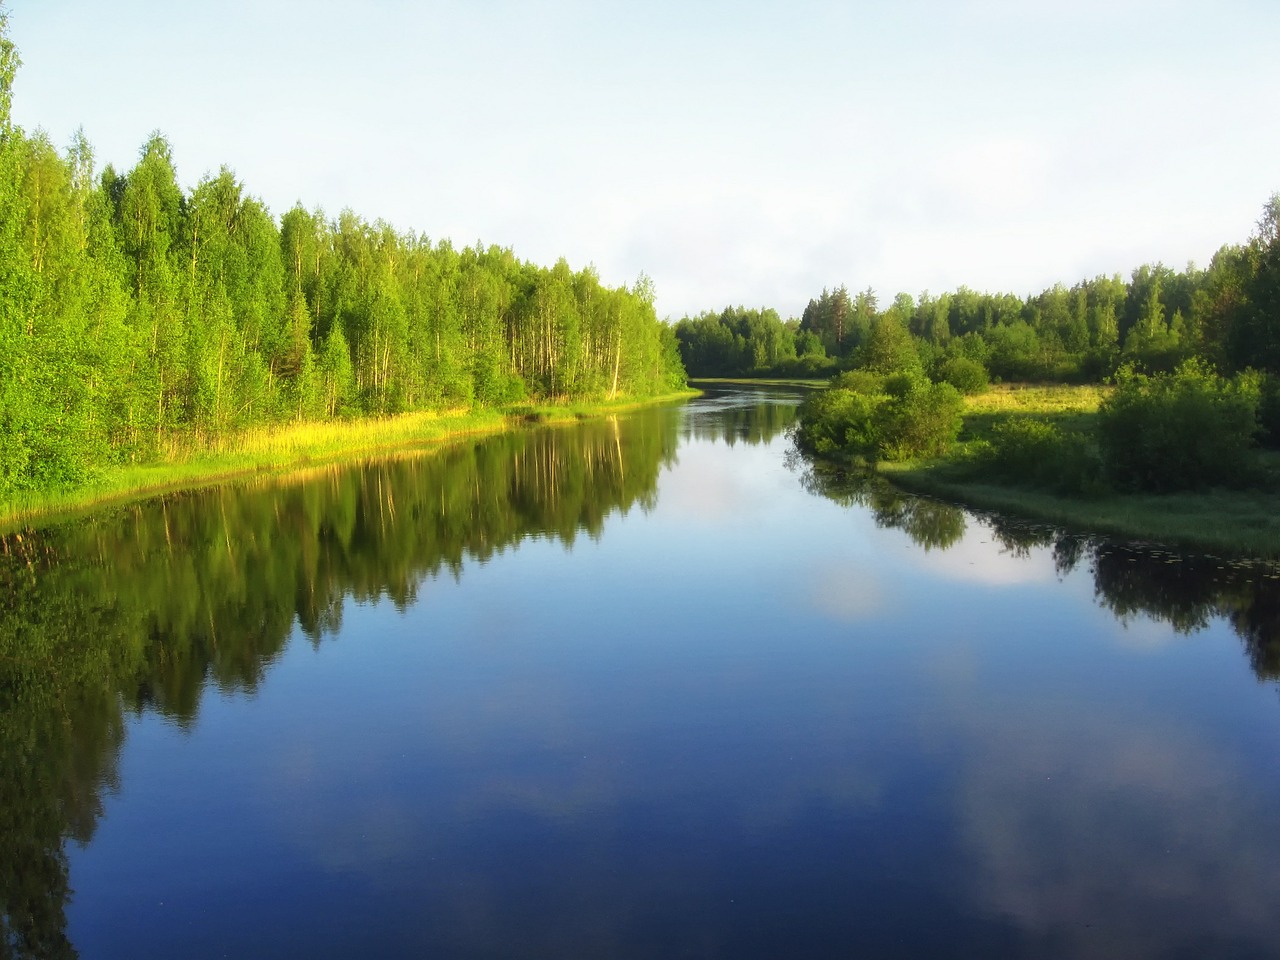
[1258,372,1280,450]
[882,371,920,399]
[828,370,884,395]
[796,376,963,464]
[874,379,964,461]
[981,417,1102,495]
[936,356,989,395]
[793,387,882,460]
[1096,360,1260,491]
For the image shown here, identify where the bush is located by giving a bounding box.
[875,379,964,461]
[795,376,963,463]
[882,371,919,399]
[936,356,989,395]
[1258,372,1280,449]
[793,387,882,460]
[828,370,884,395]
[1096,360,1260,491]
[981,417,1102,495]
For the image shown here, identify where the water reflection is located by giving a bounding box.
[5,388,1280,959]
[680,385,804,447]
[0,414,677,959]
[796,457,1280,677]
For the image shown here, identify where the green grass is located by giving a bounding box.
[956,382,1107,444]
[878,383,1280,557]
[0,390,700,532]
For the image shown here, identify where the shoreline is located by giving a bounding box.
[797,380,1280,559]
[879,461,1280,559]
[1,390,699,533]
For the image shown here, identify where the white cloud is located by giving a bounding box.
[8,0,1279,320]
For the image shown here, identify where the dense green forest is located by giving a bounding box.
[684,194,1280,503]
[0,13,685,500]
[676,199,1280,385]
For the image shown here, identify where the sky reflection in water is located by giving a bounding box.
[3,386,1279,958]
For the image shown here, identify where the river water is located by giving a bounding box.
[3,385,1280,959]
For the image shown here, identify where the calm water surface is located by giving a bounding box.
[4,385,1280,959]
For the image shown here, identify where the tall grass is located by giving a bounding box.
[963,383,1109,416]
[3,392,701,530]
[0,409,502,530]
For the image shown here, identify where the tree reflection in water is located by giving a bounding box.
[794,455,1280,680]
[0,414,678,959]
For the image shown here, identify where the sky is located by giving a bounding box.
[6,0,1279,320]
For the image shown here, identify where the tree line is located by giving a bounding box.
[0,13,685,499]
[676,197,1280,387]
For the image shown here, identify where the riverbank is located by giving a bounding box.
[878,384,1280,557]
[690,377,825,389]
[881,460,1280,557]
[0,390,699,532]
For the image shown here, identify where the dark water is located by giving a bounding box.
[4,385,1280,959]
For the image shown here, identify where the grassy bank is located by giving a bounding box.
[1,390,698,532]
[879,383,1280,557]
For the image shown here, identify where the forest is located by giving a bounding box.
[675,199,1280,388]
[0,13,686,501]
[679,198,1280,508]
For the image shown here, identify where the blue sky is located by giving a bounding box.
[7,0,1278,319]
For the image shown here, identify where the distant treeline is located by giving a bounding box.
[0,14,685,497]
[675,197,1280,385]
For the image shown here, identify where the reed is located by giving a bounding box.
[1,408,505,530]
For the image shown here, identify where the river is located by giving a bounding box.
[3,384,1279,959]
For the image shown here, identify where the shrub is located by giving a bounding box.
[875,379,964,461]
[793,387,882,460]
[982,417,1102,495]
[882,371,920,399]
[1096,360,1260,491]
[829,370,884,395]
[795,376,963,463]
[936,356,989,395]
[1258,372,1280,450]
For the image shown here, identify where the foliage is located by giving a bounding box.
[0,19,686,499]
[794,374,962,463]
[1258,372,1280,450]
[828,369,884,395]
[1096,361,1261,492]
[936,355,989,394]
[792,386,883,460]
[674,306,796,377]
[799,286,875,358]
[979,416,1103,495]
[859,313,922,376]
[874,377,964,461]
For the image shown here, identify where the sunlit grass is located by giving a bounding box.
[881,383,1280,556]
[0,393,697,531]
[958,383,1108,445]
[963,382,1109,416]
